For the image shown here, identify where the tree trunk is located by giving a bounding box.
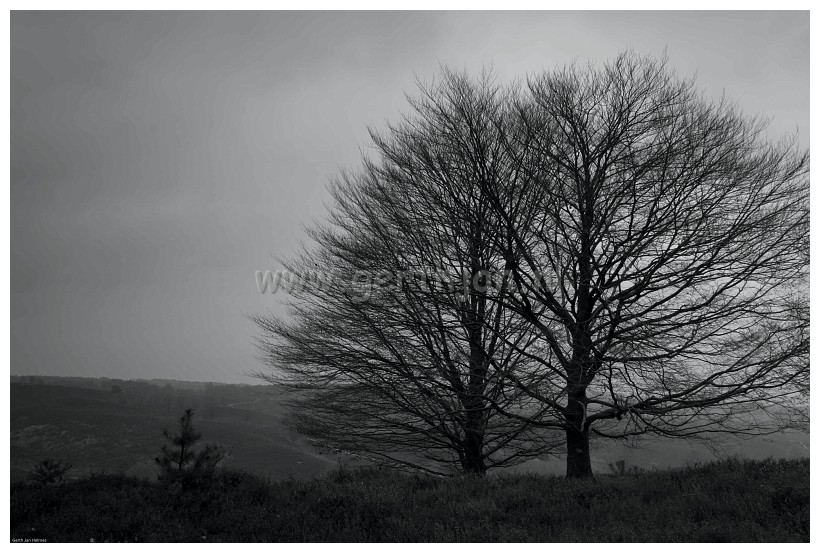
[461,252,488,477]
[565,382,593,478]
[461,433,487,475]
[565,426,592,478]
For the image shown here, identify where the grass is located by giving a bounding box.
[10,458,809,542]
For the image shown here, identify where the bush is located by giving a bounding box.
[28,459,72,486]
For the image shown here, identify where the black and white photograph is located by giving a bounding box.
[6,5,812,544]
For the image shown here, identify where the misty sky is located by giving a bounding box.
[10,11,809,383]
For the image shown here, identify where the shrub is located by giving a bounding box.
[28,459,72,486]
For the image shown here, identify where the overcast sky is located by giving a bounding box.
[10,11,809,383]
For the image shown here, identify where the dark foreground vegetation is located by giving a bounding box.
[11,458,808,542]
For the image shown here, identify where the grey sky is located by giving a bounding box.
[10,11,809,383]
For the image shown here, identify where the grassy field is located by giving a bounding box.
[10,458,809,542]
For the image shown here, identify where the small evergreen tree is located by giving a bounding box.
[155,409,225,486]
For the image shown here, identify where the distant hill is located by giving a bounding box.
[10,376,809,483]
[10,377,337,483]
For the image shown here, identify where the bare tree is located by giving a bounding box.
[253,70,560,476]
[478,52,809,477]
[255,53,807,479]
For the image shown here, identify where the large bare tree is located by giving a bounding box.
[479,53,809,477]
[253,71,560,475]
[256,54,808,479]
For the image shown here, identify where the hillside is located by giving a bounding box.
[10,376,810,483]
[11,377,336,483]
[10,459,809,542]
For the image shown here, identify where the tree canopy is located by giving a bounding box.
[255,52,809,478]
